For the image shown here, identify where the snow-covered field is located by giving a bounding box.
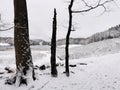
[0,43,10,46]
[58,38,120,59]
[1,38,120,90]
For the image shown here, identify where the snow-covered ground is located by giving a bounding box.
[0,43,10,46]
[0,38,120,90]
[57,38,120,59]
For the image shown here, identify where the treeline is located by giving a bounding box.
[57,24,120,45]
[0,37,50,46]
[86,24,120,44]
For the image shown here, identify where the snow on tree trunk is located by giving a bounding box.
[14,0,35,86]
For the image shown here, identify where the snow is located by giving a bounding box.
[57,44,82,48]
[0,38,120,90]
[58,38,120,60]
[0,43,10,46]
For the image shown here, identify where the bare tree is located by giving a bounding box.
[51,9,58,77]
[65,0,74,77]
[5,0,35,86]
[65,0,114,76]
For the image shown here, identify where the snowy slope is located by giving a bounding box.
[57,38,120,59]
[0,38,120,90]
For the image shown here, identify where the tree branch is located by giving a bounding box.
[82,0,93,8]
[0,24,27,31]
[72,0,113,13]
[0,14,14,31]
[0,26,14,31]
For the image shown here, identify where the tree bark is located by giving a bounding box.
[14,0,35,86]
[65,0,74,77]
[51,8,58,77]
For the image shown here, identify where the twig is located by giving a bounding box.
[72,0,113,13]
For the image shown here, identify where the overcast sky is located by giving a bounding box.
[0,0,120,41]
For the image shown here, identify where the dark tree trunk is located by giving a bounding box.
[51,9,58,77]
[14,0,35,86]
[65,0,74,77]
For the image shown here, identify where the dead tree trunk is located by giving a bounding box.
[65,0,74,77]
[14,0,35,86]
[51,9,58,77]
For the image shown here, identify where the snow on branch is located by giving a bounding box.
[72,0,114,13]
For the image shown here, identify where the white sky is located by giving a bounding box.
[0,0,120,41]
